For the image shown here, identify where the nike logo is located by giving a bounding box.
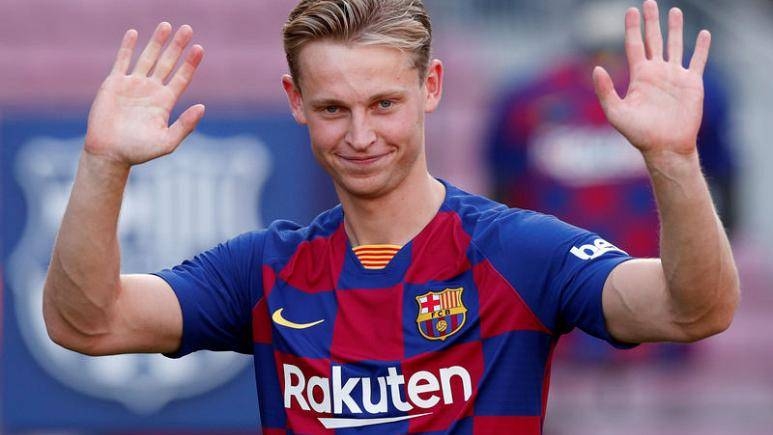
[272,308,325,329]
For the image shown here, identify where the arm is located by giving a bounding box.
[592,1,739,343]
[43,23,205,355]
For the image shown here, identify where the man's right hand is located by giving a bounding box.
[85,22,205,167]
[43,23,205,356]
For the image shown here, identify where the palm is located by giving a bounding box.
[88,76,176,163]
[85,23,205,166]
[593,1,711,157]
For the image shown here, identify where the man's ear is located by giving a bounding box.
[423,59,444,113]
[282,74,308,125]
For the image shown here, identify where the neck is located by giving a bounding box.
[339,172,446,247]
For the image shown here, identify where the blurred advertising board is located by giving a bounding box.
[1,111,335,433]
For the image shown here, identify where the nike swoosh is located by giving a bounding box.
[271,308,324,329]
[318,413,432,429]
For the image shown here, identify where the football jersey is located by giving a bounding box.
[155,179,632,434]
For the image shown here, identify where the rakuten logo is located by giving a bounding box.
[570,238,626,260]
[283,364,472,429]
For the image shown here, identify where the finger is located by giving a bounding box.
[643,0,664,60]
[167,44,204,98]
[688,30,711,75]
[132,22,172,76]
[152,25,193,82]
[592,66,622,120]
[111,29,138,75]
[166,104,205,153]
[624,8,646,72]
[667,7,684,66]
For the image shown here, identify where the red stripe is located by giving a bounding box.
[473,260,552,338]
[424,319,434,337]
[252,298,272,344]
[541,338,558,427]
[451,314,459,331]
[278,224,346,293]
[473,416,541,434]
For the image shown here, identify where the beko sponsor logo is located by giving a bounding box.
[570,238,627,260]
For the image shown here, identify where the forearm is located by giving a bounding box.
[44,151,131,340]
[646,148,739,336]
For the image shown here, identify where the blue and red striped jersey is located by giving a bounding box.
[155,180,632,434]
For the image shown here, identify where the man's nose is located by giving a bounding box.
[345,110,376,151]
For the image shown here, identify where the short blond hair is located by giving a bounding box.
[283,0,432,85]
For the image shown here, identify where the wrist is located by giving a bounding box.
[642,148,701,177]
[80,149,132,181]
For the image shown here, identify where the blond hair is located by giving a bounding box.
[283,0,432,84]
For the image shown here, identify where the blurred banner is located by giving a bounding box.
[1,112,336,433]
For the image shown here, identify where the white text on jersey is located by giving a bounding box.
[570,238,627,260]
[283,364,472,428]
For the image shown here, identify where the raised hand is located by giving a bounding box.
[85,23,205,167]
[593,0,710,158]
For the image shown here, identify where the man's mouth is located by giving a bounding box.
[337,151,392,166]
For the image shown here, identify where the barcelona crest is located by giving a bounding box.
[415,287,467,341]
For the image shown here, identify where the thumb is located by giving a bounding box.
[166,104,205,153]
[592,66,621,122]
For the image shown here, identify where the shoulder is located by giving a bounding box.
[262,205,344,262]
[442,181,584,251]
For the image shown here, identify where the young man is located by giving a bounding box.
[43,0,739,433]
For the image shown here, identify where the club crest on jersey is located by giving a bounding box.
[415,287,467,341]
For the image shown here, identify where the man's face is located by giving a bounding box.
[283,41,443,200]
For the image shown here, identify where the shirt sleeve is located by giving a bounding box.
[548,229,636,348]
[152,230,266,358]
[480,210,636,348]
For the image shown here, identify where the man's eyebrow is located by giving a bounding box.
[307,98,346,108]
[369,90,407,102]
[307,90,407,108]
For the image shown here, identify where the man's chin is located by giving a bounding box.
[334,174,395,201]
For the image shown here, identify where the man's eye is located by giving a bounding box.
[378,100,393,109]
[324,106,339,114]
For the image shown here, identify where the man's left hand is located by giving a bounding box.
[592,0,710,159]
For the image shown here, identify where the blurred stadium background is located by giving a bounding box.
[1,0,772,434]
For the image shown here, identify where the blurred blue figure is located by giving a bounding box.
[486,1,737,364]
